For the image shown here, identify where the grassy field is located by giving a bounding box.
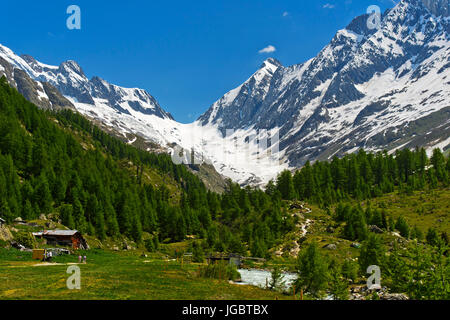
[0,248,290,300]
[365,187,450,234]
[1,187,448,300]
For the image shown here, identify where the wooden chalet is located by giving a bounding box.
[33,230,88,250]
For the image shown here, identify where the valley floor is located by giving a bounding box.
[0,249,289,300]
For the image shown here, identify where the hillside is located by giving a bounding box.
[1,1,448,187]
[0,76,294,255]
[0,72,449,299]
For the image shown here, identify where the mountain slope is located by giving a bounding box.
[199,0,450,171]
[1,0,449,187]
[0,48,74,111]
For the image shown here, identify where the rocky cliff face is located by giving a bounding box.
[0,46,173,120]
[0,52,74,111]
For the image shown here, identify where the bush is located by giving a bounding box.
[341,259,358,282]
[192,241,205,263]
[358,234,386,273]
[198,261,241,281]
[145,238,155,252]
[269,266,286,291]
[14,231,37,249]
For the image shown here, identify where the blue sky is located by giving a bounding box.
[1,0,398,123]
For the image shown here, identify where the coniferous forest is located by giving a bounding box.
[1,75,449,255]
[1,75,449,299]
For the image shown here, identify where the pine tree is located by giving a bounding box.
[385,241,409,293]
[294,242,329,298]
[395,216,410,239]
[34,173,52,214]
[426,227,440,247]
[358,234,386,273]
[276,170,296,200]
[22,200,34,220]
[60,204,75,229]
[329,266,349,300]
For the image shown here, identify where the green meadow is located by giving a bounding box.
[0,248,288,300]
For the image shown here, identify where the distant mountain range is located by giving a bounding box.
[1,0,449,186]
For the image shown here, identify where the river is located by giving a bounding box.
[235,269,297,290]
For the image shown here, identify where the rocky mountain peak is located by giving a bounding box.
[59,60,86,78]
[261,58,282,69]
[345,14,377,37]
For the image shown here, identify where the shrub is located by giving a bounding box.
[269,266,286,291]
[192,241,205,263]
[198,261,241,281]
[14,231,37,249]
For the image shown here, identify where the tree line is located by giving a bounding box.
[273,148,449,206]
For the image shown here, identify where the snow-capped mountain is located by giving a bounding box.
[200,0,450,169]
[0,46,74,111]
[0,46,173,120]
[1,0,449,187]
[0,44,285,186]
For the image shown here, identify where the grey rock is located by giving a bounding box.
[369,225,384,234]
[381,293,409,300]
[323,243,337,250]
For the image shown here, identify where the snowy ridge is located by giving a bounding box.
[0,46,172,120]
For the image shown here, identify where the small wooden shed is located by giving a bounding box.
[32,249,46,260]
[33,230,88,250]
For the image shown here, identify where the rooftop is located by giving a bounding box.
[33,230,80,237]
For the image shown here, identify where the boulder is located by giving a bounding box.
[323,243,337,250]
[368,225,384,234]
[0,226,13,242]
[381,293,409,300]
[289,203,303,210]
[10,241,26,250]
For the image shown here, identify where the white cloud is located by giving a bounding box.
[258,45,276,54]
[323,3,335,9]
[282,11,289,17]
